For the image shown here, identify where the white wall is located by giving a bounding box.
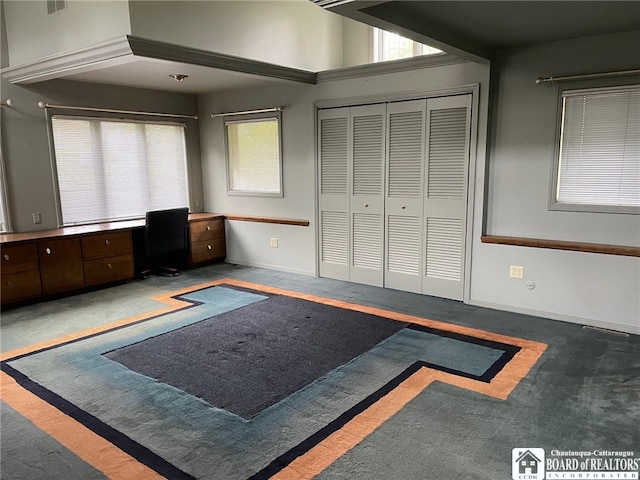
[2,0,131,66]
[469,31,640,334]
[198,61,490,276]
[341,17,372,67]
[128,0,344,72]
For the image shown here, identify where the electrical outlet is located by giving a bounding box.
[32,212,41,224]
[270,237,278,248]
[509,265,524,279]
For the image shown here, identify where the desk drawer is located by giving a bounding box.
[82,232,132,261]
[190,240,225,265]
[1,243,39,274]
[1,270,42,303]
[190,219,224,242]
[83,254,134,287]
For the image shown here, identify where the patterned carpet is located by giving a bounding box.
[1,278,548,479]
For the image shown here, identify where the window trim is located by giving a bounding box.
[549,84,640,215]
[47,110,191,227]
[223,110,283,197]
[0,141,12,233]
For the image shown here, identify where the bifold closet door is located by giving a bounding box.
[422,94,472,300]
[349,104,385,287]
[318,108,350,281]
[318,105,386,287]
[319,95,472,300]
[384,99,426,294]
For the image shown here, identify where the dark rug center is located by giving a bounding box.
[104,292,406,419]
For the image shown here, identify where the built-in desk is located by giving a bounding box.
[0,213,225,307]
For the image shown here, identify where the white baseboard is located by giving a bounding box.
[224,257,315,277]
[468,299,639,336]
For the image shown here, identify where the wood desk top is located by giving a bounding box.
[0,213,225,245]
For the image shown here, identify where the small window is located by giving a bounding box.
[224,111,283,196]
[552,85,640,214]
[50,115,189,225]
[373,28,442,62]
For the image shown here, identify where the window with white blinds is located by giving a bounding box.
[51,116,189,226]
[225,112,282,196]
[554,85,640,213]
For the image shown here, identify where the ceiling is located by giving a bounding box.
[63,56,294,95]
[321,1,640,62]
[4,1,639,94]
[2,35,317,95]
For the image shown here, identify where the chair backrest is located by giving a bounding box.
[145,207,189,256]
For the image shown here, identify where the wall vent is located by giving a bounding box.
[47,0,67,15]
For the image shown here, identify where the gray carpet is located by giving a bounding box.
[105,291,406,418]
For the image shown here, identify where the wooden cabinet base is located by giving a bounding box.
[1,213,225,308]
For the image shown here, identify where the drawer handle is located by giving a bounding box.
[107,263,112,269]
[207,244,212,250]
[6,280,12,287]
[206,225,211,231]
[401,205,406,209]
[45,247,52,255]
[105,240,110,246]
[364,203,369,207]
[3,254,9,261]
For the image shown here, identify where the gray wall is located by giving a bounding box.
[0,77,202,232]
[469,31,640,334]
[2,0,130,67]
[198,61,490,276]
[128,0,344,72]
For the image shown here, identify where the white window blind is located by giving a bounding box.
[556,86,640,211]
[51,116,189,225]
[225,114,282,196]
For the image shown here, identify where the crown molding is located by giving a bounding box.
[317,53,468,83]
[127,36,317,85]
[1,37,133,84]
[1,35,317,86]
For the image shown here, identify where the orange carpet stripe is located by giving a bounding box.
[271,369,439,480]
[0,282,227,362]
[0,371,165,480]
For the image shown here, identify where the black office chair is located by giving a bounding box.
[139,207,189,277]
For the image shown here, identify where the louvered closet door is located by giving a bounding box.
[384,100,426,294]
[350,104,386,287]
[422,95,472,300]
[318,108,350,281]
